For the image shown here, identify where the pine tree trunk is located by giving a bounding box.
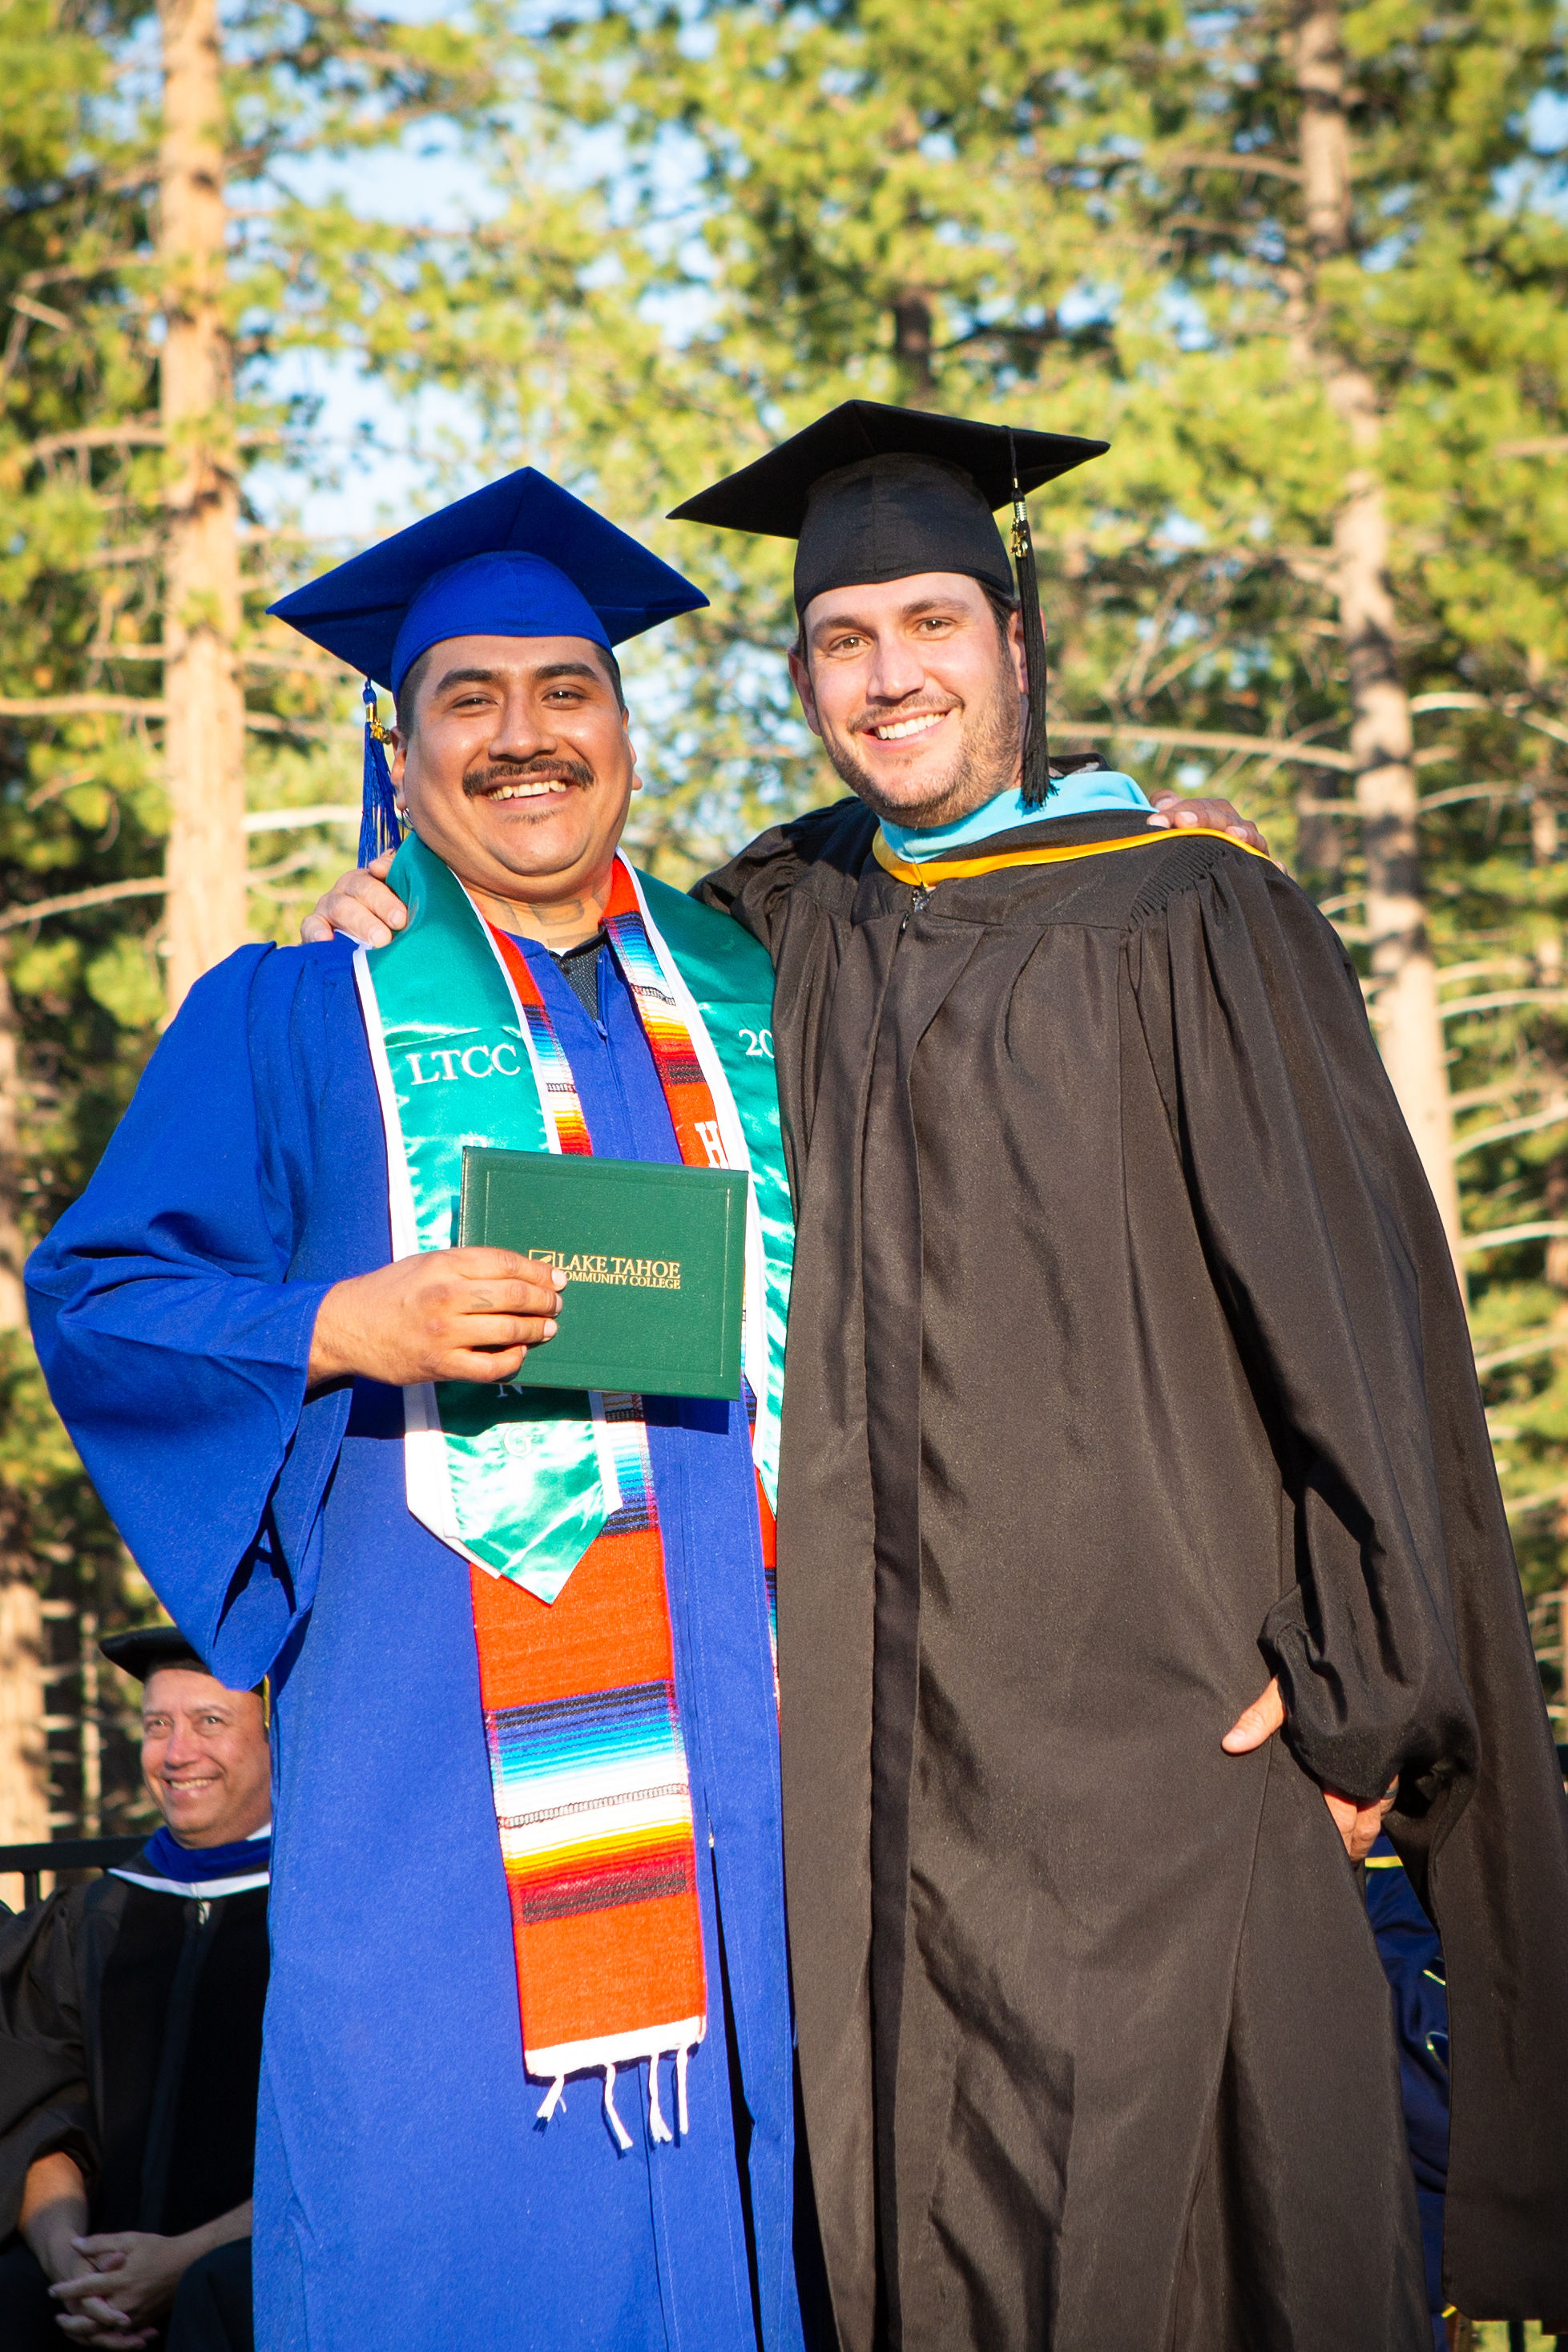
[0,950,26,1333]
[893,289,936,406]
[159,0,245,1016]
[1293,0,1462,1265]
[0,1554,49,1866]
[0,949,50,1872]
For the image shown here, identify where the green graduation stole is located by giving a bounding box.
[353,834,792,2141]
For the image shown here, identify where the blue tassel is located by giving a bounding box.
[359,680,403,868]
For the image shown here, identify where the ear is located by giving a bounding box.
[390,730,409,785]
[788,645,824,740]
[1006,606,1028,696]
[622,708,642,791]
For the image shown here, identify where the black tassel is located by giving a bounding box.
[1009,433,1054,809]
[359,680,404,868]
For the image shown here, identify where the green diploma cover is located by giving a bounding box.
[458,1144,750,1400]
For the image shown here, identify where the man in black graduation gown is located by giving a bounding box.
[671,405,1568,2352]
[307,404,1568,2351]
[0,1626,268,2349]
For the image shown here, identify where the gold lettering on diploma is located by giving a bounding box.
[526,1248,682,1291]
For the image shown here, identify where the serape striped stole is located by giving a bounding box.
[469,1408,703,2144]
[476,879,718,2140]
[355,842,790,2148]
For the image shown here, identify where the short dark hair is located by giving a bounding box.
[792,579,1018,664]
[980,582,1021,636]
[394,639,627,736]
[393,645,435,737]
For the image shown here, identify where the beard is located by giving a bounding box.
[819,646,1023,828]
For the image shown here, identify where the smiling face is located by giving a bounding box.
[141,1668,272,1850]
[391,633,638,926]
[788,571,1028,829]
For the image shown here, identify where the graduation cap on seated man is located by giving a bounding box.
[100,1622,206,1681]
[102,1620,271,1709]
[268,468,708,865]
[669,400,1107,807]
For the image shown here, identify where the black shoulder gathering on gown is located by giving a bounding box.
[699,800,1568,2352]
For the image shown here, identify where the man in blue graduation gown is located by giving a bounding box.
[26,475,808,2352]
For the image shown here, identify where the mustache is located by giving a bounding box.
[464,756,595,796]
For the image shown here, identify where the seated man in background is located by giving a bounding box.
[0,1625,269,2350]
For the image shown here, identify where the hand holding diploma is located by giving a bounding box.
[308,1249,567,1390]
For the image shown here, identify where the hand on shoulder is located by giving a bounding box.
[301,847,406,948]
[1147,793,1268,856]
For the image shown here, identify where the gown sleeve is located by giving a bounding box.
[0,1890,95,2239]
[1129,847,1480,1809]
[694,796,875,953]
[25,946,354,1686]
[1128,841,1568,2322]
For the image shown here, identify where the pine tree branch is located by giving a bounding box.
[243,712,359,741]
[84,646,359,681]
[22,425,166,460]
[1418,785,1522,812]
[0,697,355,739]
[1055,720,1356,771]
[1161,148,1305,184]
[1460,1222,1568,1256]
[0,694,163,718]
[2,167,155,222]
[243,805,359,832]
[0,877,165,934]
[1439,991,1568,1020]
[1473,1333,1568,1376]
[8,294,71,333]
[1503,1479,1568,1519]
[240,651,359,679]
[72,546,161,572]
[1453,1106,1568,1159]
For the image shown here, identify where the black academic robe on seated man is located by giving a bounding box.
[699,800,1568,2352]
[0,1840,267,2342]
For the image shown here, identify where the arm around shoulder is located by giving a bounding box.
[692,796,875,954]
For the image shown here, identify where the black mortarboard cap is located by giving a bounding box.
[100,1624,206,1682]
[670,401,1108,807]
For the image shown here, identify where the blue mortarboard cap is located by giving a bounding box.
[269,467,707,693]
[267,467,707,864]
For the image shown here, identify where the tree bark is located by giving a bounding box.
[0,949,49,1877]
[1293,0,1462,1265]
[159,0,246,1015]
[0,1559,49,1866]
[0,950,26,1333]
[1296,773,1344,893]
[893,288,936,406]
